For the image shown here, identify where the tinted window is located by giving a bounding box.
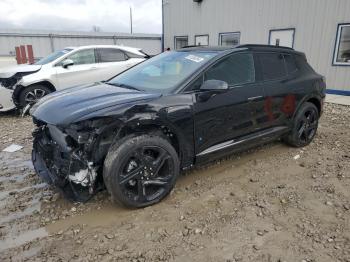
[258,53,287,80]
[98,48,126,62]
[187,74,204,91]
[284,54,298,74]
[67,49,96,65]
[205,53,255,86]
[295,54,315,73]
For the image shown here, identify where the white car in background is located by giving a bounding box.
[0,45,149,112]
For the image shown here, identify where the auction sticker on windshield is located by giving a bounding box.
[185,55,204,63]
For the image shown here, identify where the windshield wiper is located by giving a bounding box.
[106,82,143,91]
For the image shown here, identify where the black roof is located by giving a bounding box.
[177,46,235,52]
[178,44,299,54]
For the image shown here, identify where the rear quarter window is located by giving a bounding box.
[295,54,316,73]
[258,53,287,81]
[98,48,127,62]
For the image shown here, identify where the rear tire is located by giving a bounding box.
[284,102,319,147]
[103,134,180,208]
[19,85,52,108]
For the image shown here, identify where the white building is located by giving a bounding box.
[163,0,350,95]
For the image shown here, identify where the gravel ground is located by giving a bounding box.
[0,103,349,262]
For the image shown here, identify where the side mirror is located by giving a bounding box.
[62,59,74,68]
[200,79,229,91]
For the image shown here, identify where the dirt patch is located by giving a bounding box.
[0,103,349,262]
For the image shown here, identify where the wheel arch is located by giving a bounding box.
[293,94,323,121]
[117,120,194,169]
[13,80,56,106]
[306,97,322,116]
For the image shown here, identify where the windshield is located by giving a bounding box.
[108,51,217,93]
[34,48,73,65]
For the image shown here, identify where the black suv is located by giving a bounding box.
[31,45,326,208]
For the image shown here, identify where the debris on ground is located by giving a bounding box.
[0,104,349,261]
[2,144,23,153]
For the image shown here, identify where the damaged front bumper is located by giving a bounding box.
[0,85,16,112]
[32,123,100,202]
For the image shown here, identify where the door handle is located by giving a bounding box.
[90,66,98,70]
[248,96,263,101]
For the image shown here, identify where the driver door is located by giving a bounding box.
[193,52,265,156]
[55,48,100,90]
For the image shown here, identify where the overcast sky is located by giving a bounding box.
[0,0,162,34]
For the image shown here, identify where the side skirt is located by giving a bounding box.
[196,126,289,163]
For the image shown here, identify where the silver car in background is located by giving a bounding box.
[0,45,148,112]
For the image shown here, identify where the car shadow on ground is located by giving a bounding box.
[0,109,20,117]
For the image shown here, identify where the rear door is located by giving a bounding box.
[255,52,297,130]
[192,52,265,155]
[96,48,143,80]
[55,48,100,89]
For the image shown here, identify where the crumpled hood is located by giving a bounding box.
[31,82,161,126]
[0,64,41,78]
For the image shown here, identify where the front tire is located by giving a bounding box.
[19,85,51,108]
[284,102,319,147]
[103,135,180,208]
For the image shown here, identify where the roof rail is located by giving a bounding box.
[181,45,203,49]
[237,44,294,50]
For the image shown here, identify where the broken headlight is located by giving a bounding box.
[0,72,34,90]
[65,117,118,145]
[0,77,18,89]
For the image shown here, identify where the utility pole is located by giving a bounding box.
[161,0,164,52]
[130,7,133,34]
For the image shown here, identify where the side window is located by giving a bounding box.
[284,54,298,74]
[186,74,204,92]
[66,49,96,65]
[258,53,287,80]
[204,53,255,86]
[98,48,126,62]
[295,54,315,73]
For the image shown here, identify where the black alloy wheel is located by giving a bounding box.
[103,135,179,208]
[296,108,318,143]
[284,102,319,147]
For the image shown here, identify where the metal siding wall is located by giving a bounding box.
[0,29,162,58]
[164,0,350,92]
[0,36,52,57]
[52,37,113,51]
